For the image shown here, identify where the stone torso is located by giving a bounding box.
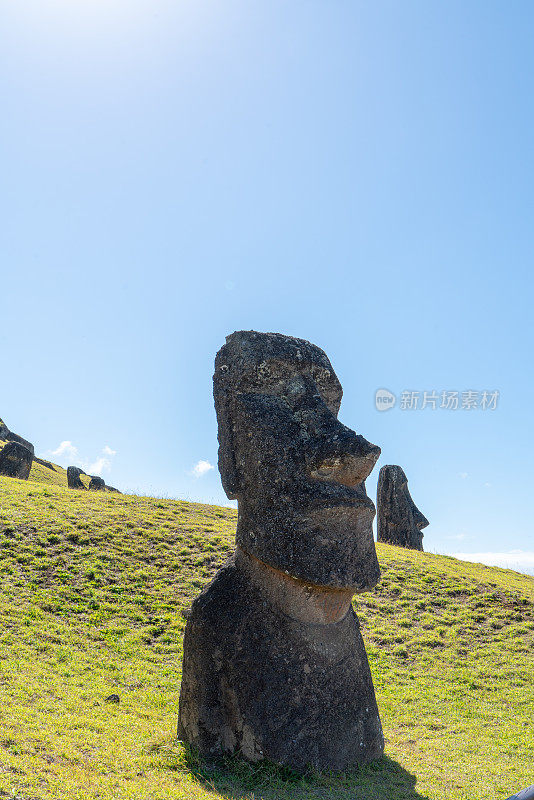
[178,554,383,773]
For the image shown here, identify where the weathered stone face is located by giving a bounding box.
[214,331,381,591]
[179,331,384,772]
[0,441,32,480]
[377,465,428,551]
[67,466,87,490]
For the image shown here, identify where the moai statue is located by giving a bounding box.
[67,466,87,490]
[88,476,105,491]
[0,418,34,455]
[178,331,384,772]
[376,465,429,551]
[0,441,32,480]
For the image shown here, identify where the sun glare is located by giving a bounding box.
[7,0,212,50]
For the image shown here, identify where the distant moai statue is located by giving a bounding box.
[67,466,87,490]
[178,331,384,772]
[376,465,428,551]
[88,476,105,491]
[0,417,34,455]
[0,441,32,480]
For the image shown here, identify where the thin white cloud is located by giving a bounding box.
[453,551,534,576]
[83,456,112,476]
[459,472,468,479]
[47,442,117,477]
[52,440,79,459]
[191,460,215,478]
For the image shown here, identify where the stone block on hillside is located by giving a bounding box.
[34,456,56,471]
[88,475,105,491]
[0,441,33,480]
[67,466,87,490]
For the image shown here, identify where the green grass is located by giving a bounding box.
[0,474,532,800]
[28,459,69,488]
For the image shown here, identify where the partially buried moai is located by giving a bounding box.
[376,465,429,551]
[0,441,32,480]
[178,331,384,772]
[67,466,87,490]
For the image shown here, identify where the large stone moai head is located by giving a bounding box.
[214,330,381,591]
[377,465,429,551]
[0,441,32,480]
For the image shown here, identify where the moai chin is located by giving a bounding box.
[377,465,429,551]
[178,331,384,772]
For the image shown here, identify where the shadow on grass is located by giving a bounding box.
[182,748,431,800]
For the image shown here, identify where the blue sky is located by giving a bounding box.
[2,1,533,572]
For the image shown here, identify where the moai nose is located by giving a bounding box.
[309,426,381,487]
[412,504,430,531]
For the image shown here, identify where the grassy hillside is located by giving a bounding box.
[28,458,69,487]
[0,475,532,800]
